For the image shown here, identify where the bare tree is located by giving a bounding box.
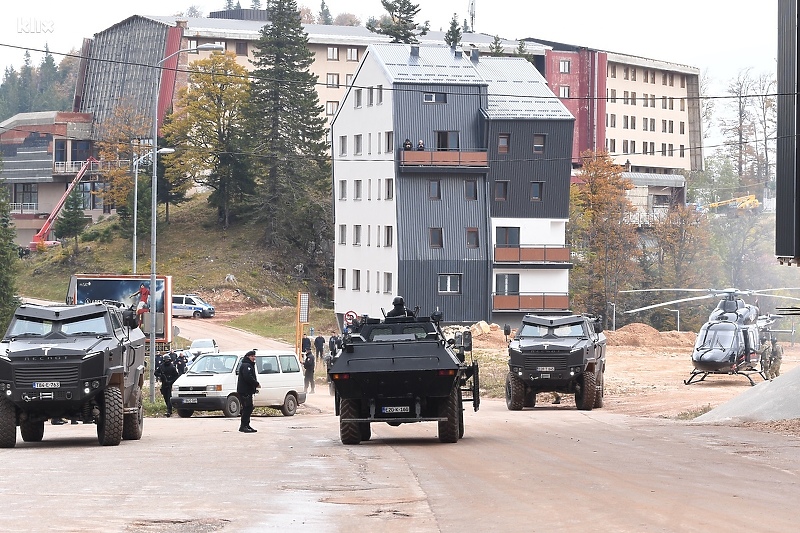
[719,69,756,180]
[751,72,777,189]
[699,69,715,140]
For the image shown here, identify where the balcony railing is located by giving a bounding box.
[492,293,570,312]
[9,203,38,214]
[400,150,488,167]
[494,245,571,263]
[53,160,132,174]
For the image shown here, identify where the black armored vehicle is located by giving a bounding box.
[0,301,147,447]
[328,305,479,444]
[505,313,606,411]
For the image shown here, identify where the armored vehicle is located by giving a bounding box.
[505,313,606,411]
[328,308,479,444]
[0,301,146,447]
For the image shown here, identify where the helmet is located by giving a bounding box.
[392,296,405,307]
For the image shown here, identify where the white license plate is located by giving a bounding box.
[32,382,60,389]
[537,367,555,372]
[541,374,551,379]
[182,398,198,403]
[382,406,410,414]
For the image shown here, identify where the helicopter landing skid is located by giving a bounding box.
[683,369,767,386]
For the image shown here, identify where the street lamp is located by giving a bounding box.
[132,147,173,274]
[666,308,680,332]
[149,42,224,402]
[607,302,616,331]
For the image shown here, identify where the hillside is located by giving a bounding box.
[13,193,332,307]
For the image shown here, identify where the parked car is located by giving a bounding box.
[170,350,307,417]
[172,294,215,318]
[189,338,219,358]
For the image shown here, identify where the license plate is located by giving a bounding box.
[183,398,198,403]
[541,374,551,379]
[537,367,555,372]
[382,406,410,414]
[32,382,60,389]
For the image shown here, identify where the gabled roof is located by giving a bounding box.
[623,172,686,188]
[369,43,485,84]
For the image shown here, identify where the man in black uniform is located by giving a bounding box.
[386,296,412,317]
[160,356,179,417]
[314,333,326,362]
[237,350,260,433]
[303,351,316,394]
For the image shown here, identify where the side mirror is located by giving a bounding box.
[462,330,472,351]
[503,324,511,337]
[122,309,138,329]
[594,320,603,333]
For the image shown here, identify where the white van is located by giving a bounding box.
[170,350,306,418]
[172,294,215,318]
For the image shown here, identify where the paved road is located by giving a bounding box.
[172,317,292,351]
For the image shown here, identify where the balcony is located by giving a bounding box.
[494,245,571,264]
[399,150,488,168]
[53,160,131,174]
[493,293,570,312]
[9,203,38,214]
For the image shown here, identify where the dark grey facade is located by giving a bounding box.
[777,0,799,260]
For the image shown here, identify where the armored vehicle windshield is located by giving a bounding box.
[6,311,113,339]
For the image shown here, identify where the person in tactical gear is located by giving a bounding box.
[237,350,260,433]
[160,356,179,417]
[768,337,783,379]
[386,296,412,317]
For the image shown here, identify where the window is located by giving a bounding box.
[338,135,347,157]
[669,97,674,110]
[494,181,509,201]
[631,68,637,81]
[465,180,478,200]
[436,131,460,151]
[438,274,462,294]
[423,92,447,103]
[385,178,394,199]
[326,73,339,88]
[669,73,674,86]
[630,116,636,129]
[327,47,339,60]
[662,72,667,85]
[235,41,247,56]
[325,101,339,116]
[345,74,353,86]
[466,227,479,248]
[650,118,655,131]
[643,94,649,108]
[188,39,198,53]
[631,140,636,154]
[668,143,674,156]
[498,134,510,154]
[376,85,383,104]
[496,227,520,247]
[354,135,363,156]
[559,85,570,98]
[15,183,37,205]
[643,118,648,131]
[623,91,629,104]
[680,121,685,135]
[346,47,358,61]
[680,144,686,157]
[530,181,543,201]
[631,92,637,105]
[623,115,629,129]
[430,228,443,248]
[338,224,347,244]
[609,89,617,103]
[367,87,374,106]
[624,67,629,80]
[609,114,616,128]
[385,131,394,153]
[384,226,393,247]
[681,75,686,88]
[353,225,362,245]
[496,274,520,295]
[533,134,546,153]
[650,71,655,83]
[668,120,674,133]
[623,140,629,153]
[643,69,649,83]
[338,269,346,289]
[354,179,362,199]
[354,89,362,108]
[428,180,441,200]
[649,142,655,155]
[384,272,393,293]
[338,179,347,199]
[559,59,571,73]
[352,270,361,291]
[377,132,382,154]
[367,133,372,155]
[680,98,685,111]
[661,143,667,156]
[375,271,381,293]
[662,96,667,109]
[650,95,655,107]
[662,119,667,133]
[609,64,616,78]
[609,139,616,152]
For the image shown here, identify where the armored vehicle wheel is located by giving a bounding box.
[339,399,361,445]
[177,409,194,418]
[280,393,298,416]
[505,372,524,411]
[223,395,241,417]
[0,400,16,448]
[20,419,44,442]
[458,389,465,439]
[524,388,536,408]
[122,387,144,440]
[575,371,596,411]
[360,422,371,441]
[593,370,605,409]
[438,386,460,443]
[97,386,124,446]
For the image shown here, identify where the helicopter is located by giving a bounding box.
[622,288,800,386]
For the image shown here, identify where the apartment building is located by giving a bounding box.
[331,44,574,325]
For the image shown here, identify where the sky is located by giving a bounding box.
[0,0,779,102]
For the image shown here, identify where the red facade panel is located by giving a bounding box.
[157,26,185,134]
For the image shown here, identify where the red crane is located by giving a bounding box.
[29,157,99,250]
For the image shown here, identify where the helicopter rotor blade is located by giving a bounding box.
[619,288,710,293]
[624,294,715,314]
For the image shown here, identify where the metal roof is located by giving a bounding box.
[371,43,486,85]
[623,172,686,188]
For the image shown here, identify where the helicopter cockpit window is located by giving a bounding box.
[695,323,736,349]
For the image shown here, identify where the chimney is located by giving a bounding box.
[470,48,480,62]
[176,19,188,29]
[454,47,463,59]
[410,45,419,57]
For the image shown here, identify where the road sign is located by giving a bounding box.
[344,310,358,325]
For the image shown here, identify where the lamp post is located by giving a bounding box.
[607,302,616,331]
[149,42,224,402]
[132,148,174,274]
[667,308,680,332]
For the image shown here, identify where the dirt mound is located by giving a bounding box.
[606,323,695,348]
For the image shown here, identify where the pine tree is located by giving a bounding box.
[366,0,430,44]
[245,0,331,260]
[251,0,262,8]
[489,35,504,56]
[53,190,88,254]
[318,0,333,24]
[0,180,20,332]
[444,14,462,47]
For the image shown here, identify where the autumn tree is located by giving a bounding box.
[0,180,20,332]
[245,0,331,263]
[334,13,361,26]
[366,0,429,43]
[444,14,462,47]
[568,151,641,321]
[53,190,89,254]
[162,52,252,229]
[299,6,315,22]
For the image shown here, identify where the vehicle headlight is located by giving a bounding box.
[206,385,222,392]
